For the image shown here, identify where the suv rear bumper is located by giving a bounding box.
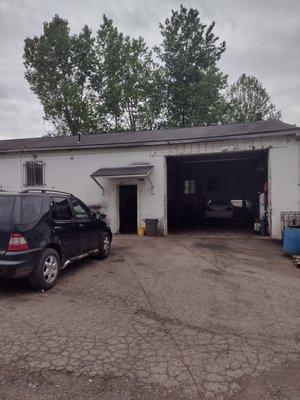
[0,248,41,279]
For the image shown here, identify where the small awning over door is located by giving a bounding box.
[91,165,154,179]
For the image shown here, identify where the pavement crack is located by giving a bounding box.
[182,243,228,275]
[120,252,206,400]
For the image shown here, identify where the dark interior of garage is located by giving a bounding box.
[167,150,268,232]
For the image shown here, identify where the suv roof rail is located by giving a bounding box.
[21,189,74,196]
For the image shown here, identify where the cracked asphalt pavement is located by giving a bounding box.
[0,229,300,399]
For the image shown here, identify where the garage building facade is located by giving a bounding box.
[0,119,299,239]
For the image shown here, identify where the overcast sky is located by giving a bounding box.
[0,0,299,140]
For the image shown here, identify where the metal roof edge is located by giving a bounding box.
[0,128,298,155]
[90,165,154,178]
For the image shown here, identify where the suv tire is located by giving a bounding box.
[27,248,60,290]
[96,232,111,259]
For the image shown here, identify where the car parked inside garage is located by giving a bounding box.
[205,200,234,221]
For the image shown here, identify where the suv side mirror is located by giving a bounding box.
[91,210,98,219]
[91,210,107,220]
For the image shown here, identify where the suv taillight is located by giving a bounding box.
[7,233,29,252]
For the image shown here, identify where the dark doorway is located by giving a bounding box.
[119,185,137,233]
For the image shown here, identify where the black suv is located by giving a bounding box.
[0,190,112,290]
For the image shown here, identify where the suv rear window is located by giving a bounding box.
[20,196,42,224]
[0,196,16,230]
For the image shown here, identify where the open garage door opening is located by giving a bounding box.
[167,150,269,234]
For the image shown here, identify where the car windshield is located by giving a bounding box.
[0,196,16,230]
[208,201,231,207]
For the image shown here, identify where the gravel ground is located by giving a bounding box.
[0,228,299,399]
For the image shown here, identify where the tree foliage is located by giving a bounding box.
[23,8,280,136]
[92,16,162,132]
[24,14,162,135]
[156,5,227,127]
[24,16,96,135]
[223,74,281,123]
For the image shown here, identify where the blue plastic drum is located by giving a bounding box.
[283,227,300,255]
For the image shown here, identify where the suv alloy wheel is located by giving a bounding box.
[27,248,60,290]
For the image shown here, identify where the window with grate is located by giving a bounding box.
[25,161,44,187]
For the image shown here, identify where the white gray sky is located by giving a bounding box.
[0,0,299,139]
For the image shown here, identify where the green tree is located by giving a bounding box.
[92,15,162,132]
[156,5,227,128]
[223,74,281,123]
[92,15,124,131]
[121,36,163,131]
[24,15,97,135]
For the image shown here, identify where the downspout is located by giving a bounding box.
[19,149,23,191]
[295,132,300,212]
[267,148,272,237]
[298,135,300,211]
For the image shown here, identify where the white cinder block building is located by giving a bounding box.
[0,119,299,239]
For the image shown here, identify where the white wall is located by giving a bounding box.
[269,139,300,238]
[0,132,298,238]
[0,148,167,235]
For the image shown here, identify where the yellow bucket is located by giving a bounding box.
[137,225,146,236]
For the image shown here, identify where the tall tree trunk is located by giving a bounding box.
[181,110,186,127]
[127,100,136,131]
[114,115,118,131]
[63,106,77,134]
